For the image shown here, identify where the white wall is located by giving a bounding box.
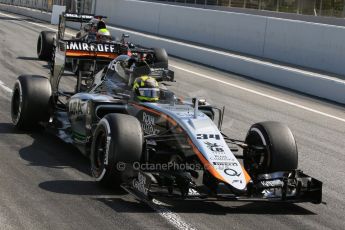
[0,3,51,21]
[95,0,161,34]
[96,0,267,57]
[264,18,345,76]
[95,0,345,76]
[105,25,345,104]
[157,5,267,57]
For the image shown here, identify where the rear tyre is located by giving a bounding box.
[37,31,56,61]
[76,32,82,39]
[11,75,52,130]
[243,121,298,176]
[90,114,143,187]
[153,48,168,68]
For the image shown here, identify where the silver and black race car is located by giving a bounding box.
[36,13,168,76]
[11,52,322,204]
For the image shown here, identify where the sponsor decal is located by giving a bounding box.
[65,13,93,20]
[213,162,238,167]
[204,141,224,153]
[108,61,116,71]
[209,155,232,161]
[224,168,241,177]
[260,180,283,187]
[104,136,111,165]
[231,179,243,184]
[197,134,220,140]
[133,172,151,196]
[213,161,238,171]
[142,112,160,135]
[69,99,83,116]
[176,112,194,118]
[203,141,232,161]
[188,188,200,196]
[66,41,117,53]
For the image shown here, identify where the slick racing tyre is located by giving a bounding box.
[153,48,168,68]
[11,75,52,130]
[243,121,298,176]
[91,114,143,187]
[37,31,56,61]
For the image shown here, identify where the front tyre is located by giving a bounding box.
[243,121,298,176]
[90,114,143,187]
[11,75,52,130]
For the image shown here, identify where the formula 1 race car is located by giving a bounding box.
[36,13,168,77]
[11,53,322,204]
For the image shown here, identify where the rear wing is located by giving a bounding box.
[63,13,94,23]
[58,13,95,40]
[64,40,126,59]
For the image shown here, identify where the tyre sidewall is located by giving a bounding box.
[11,75,52,129]
[11,80,23,126]
[153,48,168,68]
[90,114,143,187]
[37,31,56,61]
[244,121,298,175]
[90,118,115,182]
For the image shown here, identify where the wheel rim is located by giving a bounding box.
[11,86,22,125]
[244,130,269,176]
[37,35,42,57]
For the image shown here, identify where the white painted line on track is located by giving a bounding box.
[170,64,345,123]
[0,11,344,124]
[0,80,13,93]
[146,199,197,230]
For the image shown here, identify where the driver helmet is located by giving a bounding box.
[88,18,99,33]
[96,28,112,42]
[133,76,160,102]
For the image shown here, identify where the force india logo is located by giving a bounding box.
[66,41,117,53]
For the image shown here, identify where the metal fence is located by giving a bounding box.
[0,0,93,13]
[154,0,345,17]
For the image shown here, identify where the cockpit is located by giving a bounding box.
[92,55,176,103]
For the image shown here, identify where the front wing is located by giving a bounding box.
[122,170,322,204]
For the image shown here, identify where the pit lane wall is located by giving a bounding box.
[0,3,344,104]
[96,0,345,77]
[0,2,51,21]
